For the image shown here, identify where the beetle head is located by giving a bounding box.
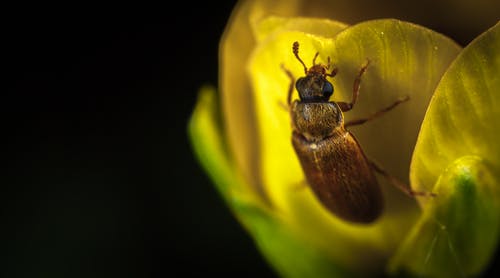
[292,42,334,102]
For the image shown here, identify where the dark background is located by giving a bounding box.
[3,2,499,278]
[3,1,276,277]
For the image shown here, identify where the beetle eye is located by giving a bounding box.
[295,77,305,91]
[322,81,333,98]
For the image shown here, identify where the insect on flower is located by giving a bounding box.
[282,41,430,223]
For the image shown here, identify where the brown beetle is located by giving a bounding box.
[282,41,414,223]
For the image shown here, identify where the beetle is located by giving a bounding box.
[282,41,417,223]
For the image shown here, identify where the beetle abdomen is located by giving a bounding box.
[292,130,383,223]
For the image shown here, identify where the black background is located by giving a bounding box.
[3,2,499,278]
[3,1,276,277]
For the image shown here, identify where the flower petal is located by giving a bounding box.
[389,156,500,277]
[411,21,500,194]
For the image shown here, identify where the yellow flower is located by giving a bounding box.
[189,1,500,276]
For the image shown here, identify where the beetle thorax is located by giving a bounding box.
[291,101,344,142]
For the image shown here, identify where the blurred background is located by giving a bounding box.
[3,1,498,277]
[3,1,276,277]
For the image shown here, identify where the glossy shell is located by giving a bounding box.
[292,128,383,223]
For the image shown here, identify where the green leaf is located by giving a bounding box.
[390,22,500,277]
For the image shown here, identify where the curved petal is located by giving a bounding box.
[411,21,500,194]
[390,156,500,277]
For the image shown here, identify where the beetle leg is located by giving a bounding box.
[338,60,370,112]
[344,96,410,128]
[281,64,295,106]
[368,160,436,198]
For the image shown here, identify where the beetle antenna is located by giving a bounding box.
[293,41,308,74]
